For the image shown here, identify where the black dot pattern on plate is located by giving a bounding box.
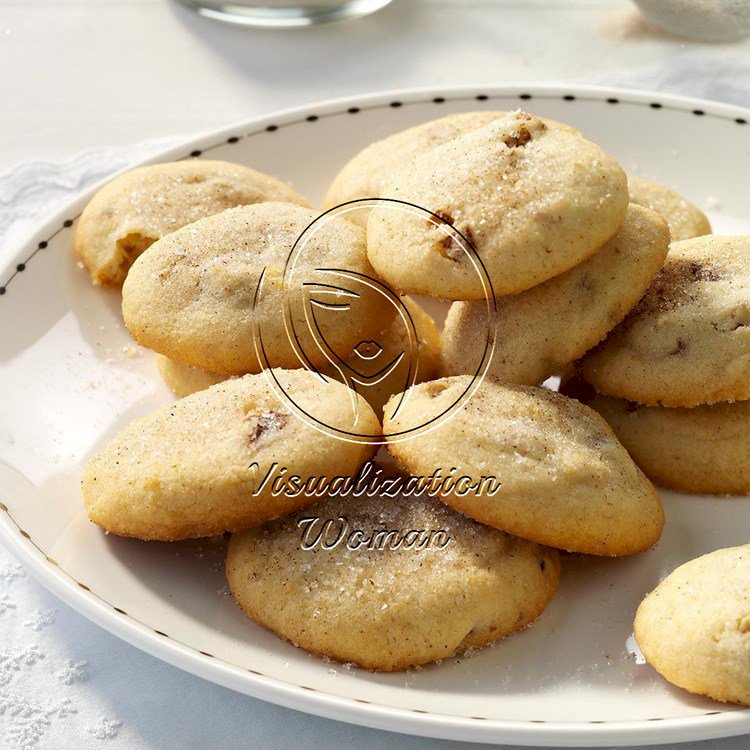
[0,83,745,350]
[0,427,738,727]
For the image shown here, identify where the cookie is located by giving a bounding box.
[122,202,395,375]
[441,204,669,385]
[383,377,664,556]
[75,160,310,286]
[320,295,441,416]
[634,545,750,706]
[155,353,233,398]
[580,235,750,407]
[154,296,440,416]
[366,111,628,300]
[562,377,750,496]
[226,481,561,671]
[83,370,380,540]
[628,175,711,241]
[323,111,581,226]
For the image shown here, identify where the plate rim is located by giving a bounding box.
[1,83,749,746]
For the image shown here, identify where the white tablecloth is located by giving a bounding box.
[1,2,749,748]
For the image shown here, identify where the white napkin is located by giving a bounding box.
[0,138,180,260]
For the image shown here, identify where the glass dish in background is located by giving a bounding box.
[176,0,393,27]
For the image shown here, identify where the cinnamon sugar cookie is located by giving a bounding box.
[323,111,581,226]
[154,296,440,416]
[76,160,310,286]
[227,485,560,671]
[628,175,711,241]
[635,546,750,706]
[366,112,628,299]
[83,370,380,540]
[155,354,233,398]
[562,377,750,496]
[580,235,750,407]
[324,295,441,416]
[383,377,663,556]
[441,204,669,384]
[122,202,394,375]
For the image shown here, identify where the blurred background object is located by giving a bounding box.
[176,0,393,27]
[3,0,750,173]
[633,0,750,42]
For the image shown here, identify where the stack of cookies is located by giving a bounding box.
[74,110,749,705]
[568,234,750,496]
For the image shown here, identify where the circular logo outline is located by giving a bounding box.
[252,198,497,445]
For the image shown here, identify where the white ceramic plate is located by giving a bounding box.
[0,85,748,747]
